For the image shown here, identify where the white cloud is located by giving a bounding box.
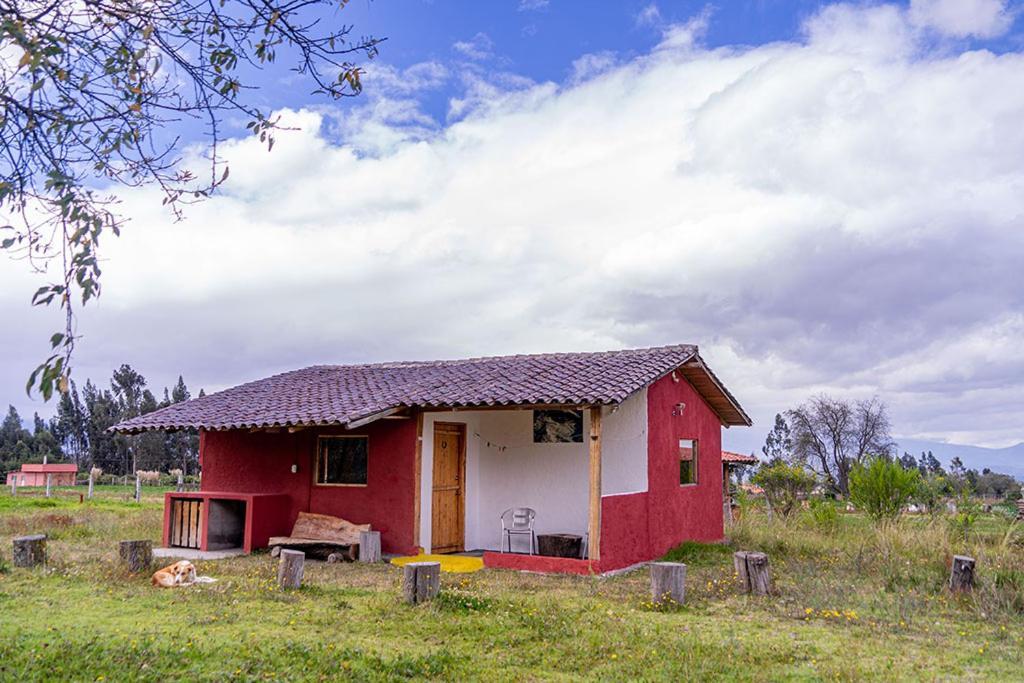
[3,2,1024,452]
[909,0,1014,38]
[636,3,662,28]
[569,51,618,84]
[452,33,495,61]
[518,0,549,11]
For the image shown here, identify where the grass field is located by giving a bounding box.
[1,492,1022,681]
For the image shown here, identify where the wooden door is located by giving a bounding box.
[431,423,465,553]
[170,499,202,549]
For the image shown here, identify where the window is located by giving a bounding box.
[679,439,698,486]
[316,436,368,486]
[533,409,583,443]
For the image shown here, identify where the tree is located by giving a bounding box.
[761,413,792,464]
[53,380,89,465]
[752,461,816,517]
[787,395,895,496]
[1,1,382,399]
[848,456,920,524]
[899,452,918,471]
[919,451,943,476]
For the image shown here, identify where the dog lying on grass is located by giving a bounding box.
[151,560,216,587]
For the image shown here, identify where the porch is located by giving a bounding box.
[416,391,648,573]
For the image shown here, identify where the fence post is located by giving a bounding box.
[87,473,94,499]
[176,471,184,493]
[134,474,141,503]
[45,474,52,498]
[10,479,15,496]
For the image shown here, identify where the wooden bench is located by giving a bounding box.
[269,512,370,561]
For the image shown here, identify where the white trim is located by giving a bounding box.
[601,490,646,498]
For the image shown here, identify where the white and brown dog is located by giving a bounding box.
[151,560,198,588]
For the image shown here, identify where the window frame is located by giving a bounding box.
[679,438,699,487]
[314,435,370,487]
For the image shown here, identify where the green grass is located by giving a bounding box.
[0,499,1022,681]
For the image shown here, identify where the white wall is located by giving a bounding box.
[419,394,648,553]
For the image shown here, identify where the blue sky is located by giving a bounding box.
[3,0,1024,456]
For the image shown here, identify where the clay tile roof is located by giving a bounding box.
[112,344,752,433]
[722,450,758,465]
[21,463,78,473]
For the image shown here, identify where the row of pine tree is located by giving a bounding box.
[1,365,200,478]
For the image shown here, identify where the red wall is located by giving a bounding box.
[199,419,418,555]
[598,371,724,571]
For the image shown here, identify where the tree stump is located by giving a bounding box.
[13,534,47,568]
[949,555,976,592]
[733,551,751,590]
[734,551,772,595]
[277,549,305,589]
[359,531,381,563]
[746,552,772,595]
[402,561,440,604]
[118,540,152,573]
[649,562,687,605]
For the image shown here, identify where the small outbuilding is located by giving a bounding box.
[6,463,78,487]
[114,344,751,574]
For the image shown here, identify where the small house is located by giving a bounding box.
[114,344,751,574]
[6,463,78,487]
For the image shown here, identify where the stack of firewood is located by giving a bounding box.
[1017,500,1024,521]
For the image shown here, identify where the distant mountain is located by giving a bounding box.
[895,438,1024,480]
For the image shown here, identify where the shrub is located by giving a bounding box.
[752,462,816,517]
[849,457,920,524]
[915,473,951,516]
[948,487,980,544]
[806,498,839,532]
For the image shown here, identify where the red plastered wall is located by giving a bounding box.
[598,370,724,571]
[199,418,418,555]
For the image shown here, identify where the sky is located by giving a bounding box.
[2,0,1023,455]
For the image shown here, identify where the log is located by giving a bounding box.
[359,530,381,563]
[949,555,976,592]
[649,562,687,605]
[402,561,440,604]
[267,539,356,561]
[13,534,47,568]
[746,552,772,596]
[118,540,153,573]
[325,547,359,563]
[733,551,751,591]
[277,549,305,589]
[537,534,582,559]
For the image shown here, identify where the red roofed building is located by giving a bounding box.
[115,344,751,574]
[6,463,78,487]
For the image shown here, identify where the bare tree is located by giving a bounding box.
[786,395,895,496]
[1,0,382,398]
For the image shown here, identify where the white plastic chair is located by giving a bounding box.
[500,507,537,554]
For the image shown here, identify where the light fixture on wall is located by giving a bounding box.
[672,402,686,417]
